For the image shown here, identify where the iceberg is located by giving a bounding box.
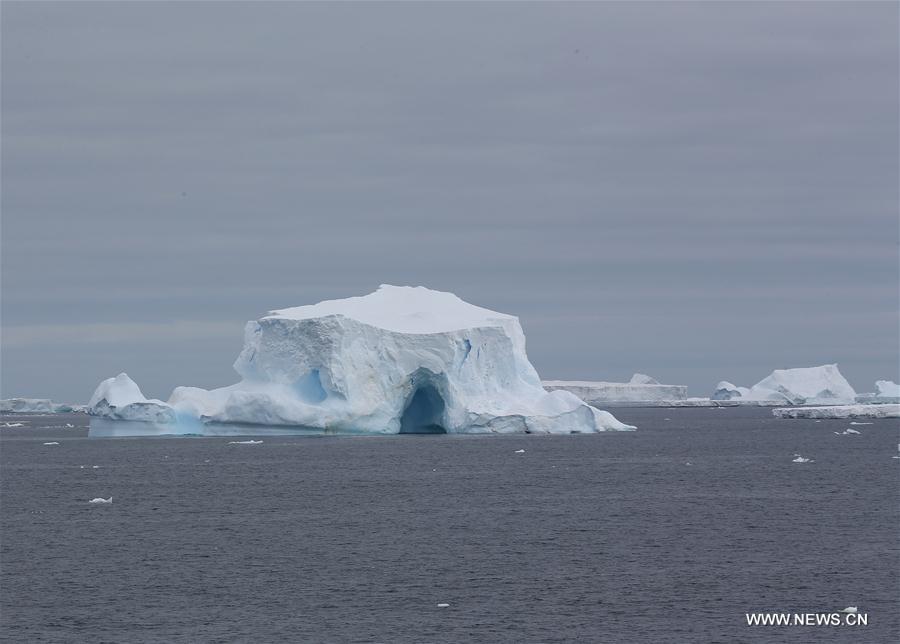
[88,373,176,423]
[88,286,634,434]
[855,380,900,404]
[773,404,899,419]
[543,373,687,407]
[710,381,750,401]
[0,398,84,414]
[710,365,857,405]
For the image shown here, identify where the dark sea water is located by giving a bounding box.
[1,408,898,643]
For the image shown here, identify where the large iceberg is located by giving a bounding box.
[710,365,857,405]
[88,286,634,434]
[542,373,687,407]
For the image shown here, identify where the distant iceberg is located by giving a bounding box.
[710,365,857,405]
[88,374,176,423]
[543,373,687,407]
[855,380,900,404]
[88,286,634,435]
[0,398,84,414]
[773,404,899,419]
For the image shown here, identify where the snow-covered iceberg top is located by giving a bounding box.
[0,398,84,414]
[710,365,856,405]
[88,286,634,434]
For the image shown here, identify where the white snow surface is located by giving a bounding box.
[88,286,634,434]
[773,404,899,419]
[712,365,856,405]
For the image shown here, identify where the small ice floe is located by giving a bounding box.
[685,461,692,466]
[65,423,74,428]
[228,440,263,445]
[792,454,813,463]
[514,449,525,454]
[833,428,861,436]
[849,422,873,426]
[88,497,112,504]
[840,606,858,614]
[43,442,60,446]
[4,422,25,427]
[92,465,100,469]
[437,603,450,608]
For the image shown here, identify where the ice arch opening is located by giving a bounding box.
[399,383,446,434]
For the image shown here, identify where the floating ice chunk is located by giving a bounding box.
[65,423,74,428]
[88,497,112,504]
[792,454,813,463]
[92,465,100,469]
[840,606,858,614]
[849,422,873,426]
[514,449,525,453]
[437,603,450,608]
[4,422,25,427]
[43,442,59,446]
[228,440,263,445]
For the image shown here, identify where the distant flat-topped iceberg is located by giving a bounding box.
[773,404,899,419]
[543,374,687,407]
[0,398,84,414]
[711,364,856,405]
[87,286,634,435]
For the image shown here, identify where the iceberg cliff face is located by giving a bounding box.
[89,286,633,434]
[710,365,856,405]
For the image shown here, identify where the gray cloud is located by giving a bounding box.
[2,2,897,403]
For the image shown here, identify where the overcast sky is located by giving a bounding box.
[2,2,898,403]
